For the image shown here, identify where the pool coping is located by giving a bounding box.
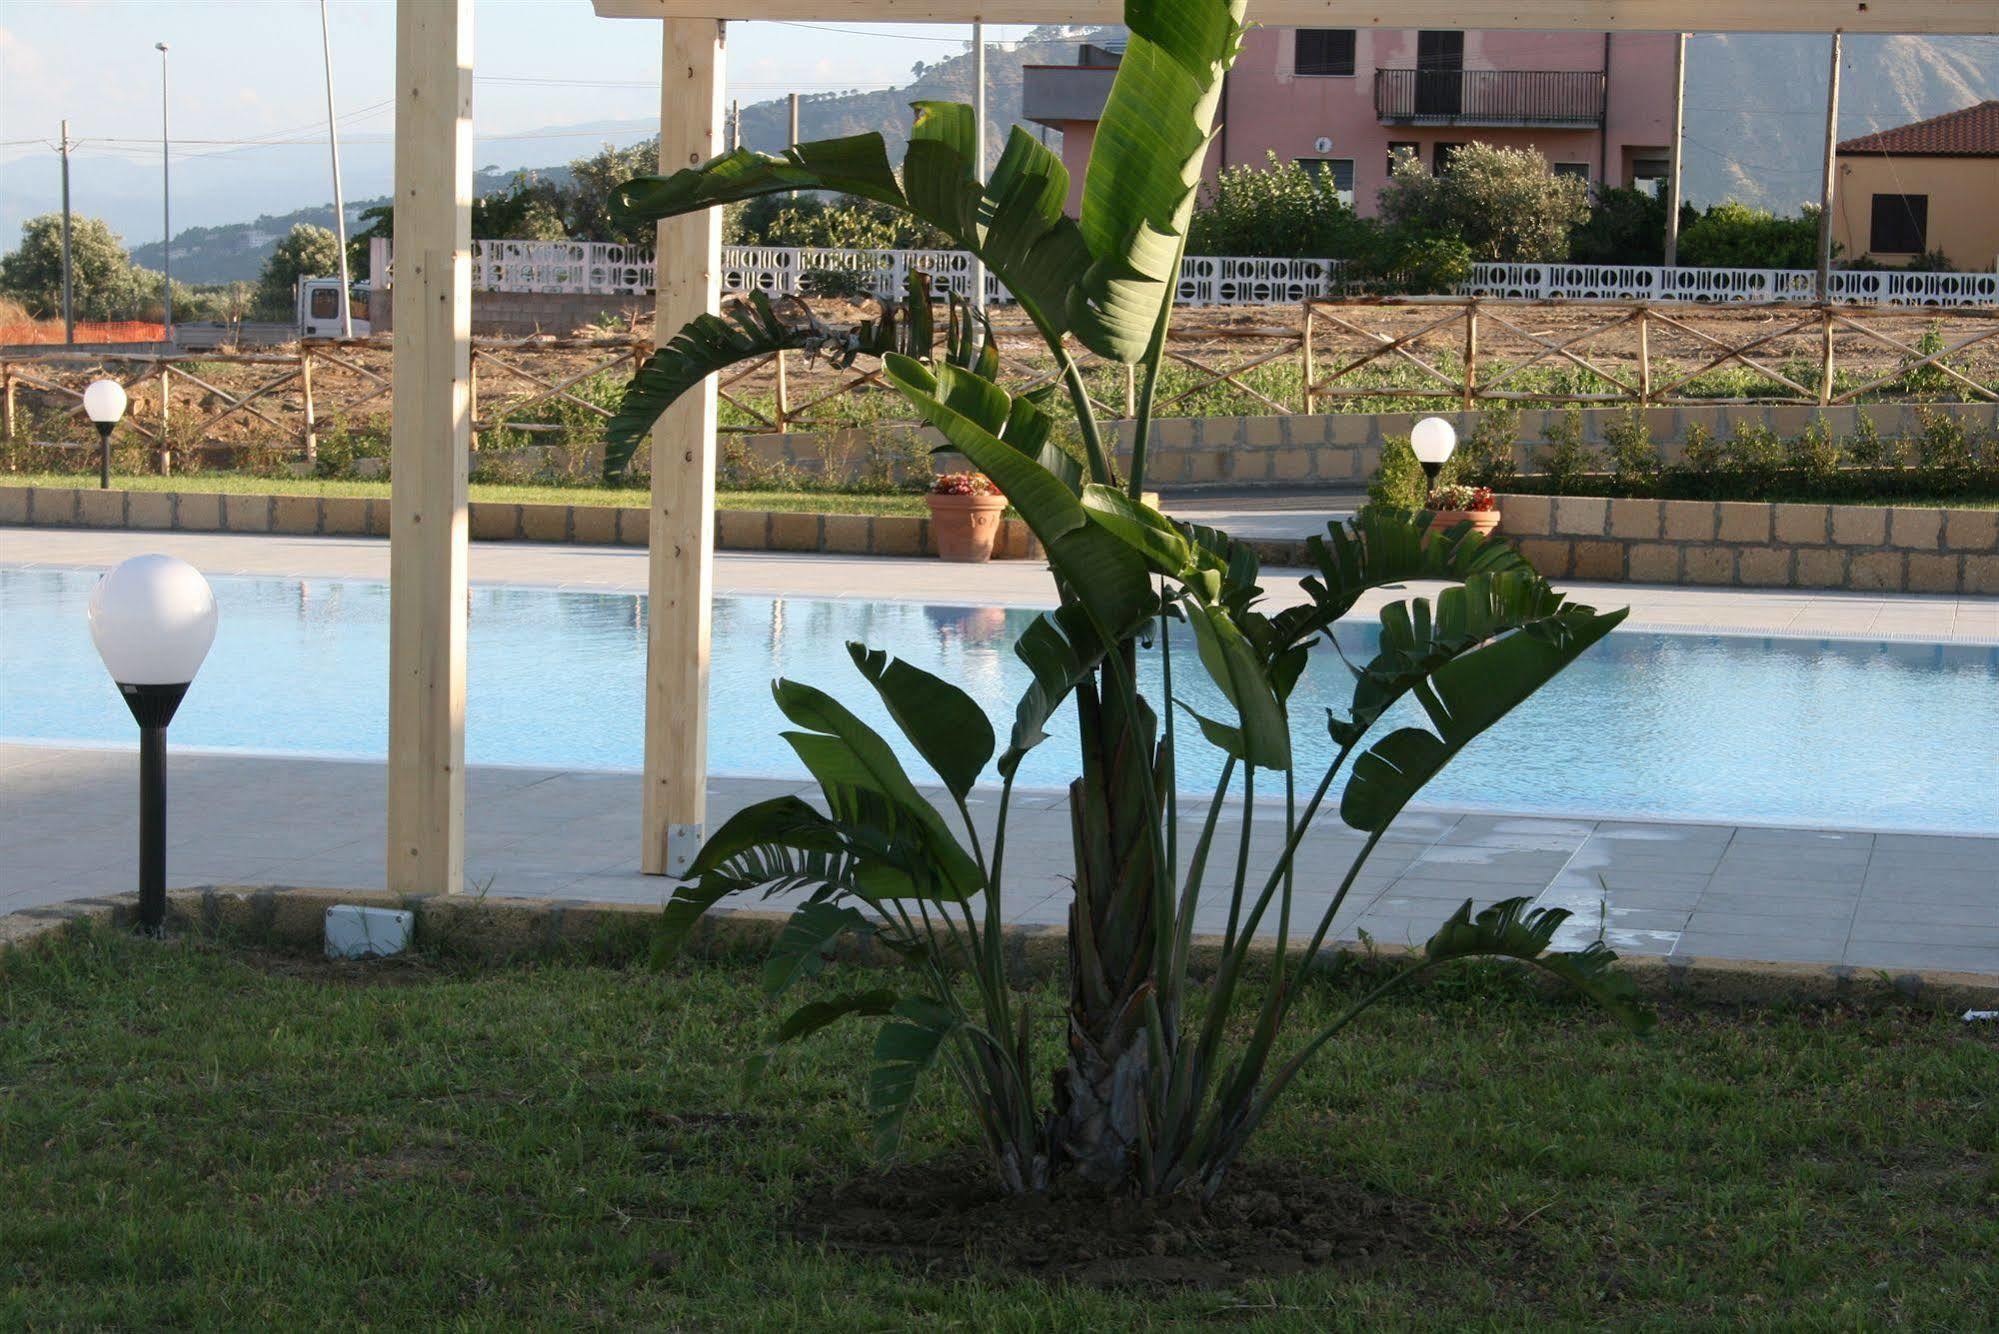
[7,885,1996,1010]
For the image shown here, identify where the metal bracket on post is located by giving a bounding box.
[664,823,705,878]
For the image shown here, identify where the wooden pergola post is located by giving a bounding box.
[387,0,473,895]
[642,18,727,876]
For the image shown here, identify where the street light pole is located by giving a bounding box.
[156,42,173,340]
[320,0,354,338]
[59,119,75,346]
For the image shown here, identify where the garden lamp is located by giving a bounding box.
[83,378,128,491]
[88,554,218,936]
[1411,416,1457,485]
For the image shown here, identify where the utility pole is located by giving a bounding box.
[1662,32,1686,267]
[59,120,75,346]
[1816,30,1842,301]
[970,22,987,314]
[320,0,354,337]
[156,42,173,339]
[729,100,741,151]
[788,91,800,147]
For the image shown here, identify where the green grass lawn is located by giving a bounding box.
[3,925,1994,1328]
[3,472,933,517]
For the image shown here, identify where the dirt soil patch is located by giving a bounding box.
[788,1156,1439,1289]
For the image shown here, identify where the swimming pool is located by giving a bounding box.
[4,566,1995,832]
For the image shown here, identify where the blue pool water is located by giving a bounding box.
[3,566,1996,832]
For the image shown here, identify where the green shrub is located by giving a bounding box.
[1784,418,1843,495]
[1460,405,1519,487]
[1568,186,1679,266]
[1679,201,1820,269]
[1720,420,1785,497]
[1367,433,1427,509]
[799,266,877,302]
[1533,407,1596,492]
[1377,142,1591,263]
[1842,413,1904,469]
[1188,152,1363,259]
[1912,406,1979,490]
[1603,408,1659,489]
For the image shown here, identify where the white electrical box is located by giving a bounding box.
[325,904,415,960]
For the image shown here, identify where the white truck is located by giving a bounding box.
[297,277,373,339]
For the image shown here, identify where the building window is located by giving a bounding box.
[1387,141,1420,176]
[1553,162,1591,183]
[1869,193,1928,253]
[1297,158,1356,204]
[1296,29,1356,77]
[1434,142,1466,174]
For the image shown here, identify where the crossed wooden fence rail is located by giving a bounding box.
[1301,296,1999,410]
[3,298,1992,465]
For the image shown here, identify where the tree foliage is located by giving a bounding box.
[1379,143,1592,263]
[1678,200,1822,269]
[255,223,343,319]
[0,214,150,320]
[1188,152,1362,258]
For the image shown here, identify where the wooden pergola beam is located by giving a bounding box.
[642,18,728,877]
[387,0,473,895]
[594,1,1999,32]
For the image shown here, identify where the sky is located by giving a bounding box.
[0,1,1048,242]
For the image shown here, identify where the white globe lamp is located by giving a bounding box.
[83,378,128,491]
[88,554,218,934]
[1410,416,1457,485]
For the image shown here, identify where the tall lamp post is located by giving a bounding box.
[156,41,174,339]
[88,555,218,937]
[83,378,127,490]
[1411,415,1458,487]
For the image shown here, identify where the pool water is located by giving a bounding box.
[4,567,1996,832]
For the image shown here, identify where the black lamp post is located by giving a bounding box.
[1411,415,1458,488]
[83,378,127,490]
[88,554,217,936]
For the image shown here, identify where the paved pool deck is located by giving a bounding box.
[7,525,1997,641]
[3,525,1996,978]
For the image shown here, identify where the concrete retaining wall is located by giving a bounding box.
[741,401,1999,490]
[0,485,1042,561]
[1496,493,1999,595]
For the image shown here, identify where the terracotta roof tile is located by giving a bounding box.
[1837,100,1999,157]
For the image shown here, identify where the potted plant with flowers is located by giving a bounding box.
[1426,483,1500,536]
[926,471,1008,561]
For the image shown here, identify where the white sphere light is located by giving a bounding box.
[82,379,129,426]
[88,555,218,686]
[1410,416,1458,466]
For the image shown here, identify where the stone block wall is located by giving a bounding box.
[1497,493,1998,594]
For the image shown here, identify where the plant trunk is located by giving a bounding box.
[1049,652,1167,1187]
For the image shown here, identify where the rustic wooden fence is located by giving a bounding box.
[3,298,1993,467]
[1302,297,1999,411]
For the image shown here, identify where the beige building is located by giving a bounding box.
[1833,101,1999,271]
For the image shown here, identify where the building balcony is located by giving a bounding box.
[1374,69,1606,128]
[1022,63,1116,128]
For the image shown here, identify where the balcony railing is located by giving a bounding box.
[1375,69,1606,127]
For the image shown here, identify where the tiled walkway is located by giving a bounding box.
[4,743,1995,977]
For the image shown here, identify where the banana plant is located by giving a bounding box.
[625,0,1647,1201]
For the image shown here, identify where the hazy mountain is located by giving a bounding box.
[10,29,1992,283]
[1682,33,1999,211]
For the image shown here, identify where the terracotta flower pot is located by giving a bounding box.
[1429,508,1501,536]
[926,491,1009,562]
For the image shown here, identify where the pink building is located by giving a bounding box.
[1024,29,1679,219]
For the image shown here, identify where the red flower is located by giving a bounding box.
[930,471,1001,497]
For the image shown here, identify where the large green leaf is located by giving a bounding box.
[1066,0,1247,363]
[868,995,961,1155]
[1331,570,1569,747]
[847,642,995,801]
[903,102,984,241]
[1340,603,1627,832]
[761,901,875,996]
[1000,605,1100,779]
[772,679,984,900]
[882,354,1156,646]
[609,135,905,225]
[1272,508,1534,657]
[1425,898,1654,1034]
[654,796,855,963]
[1181,597,1290,770]
[603,293,822,477]
[775,988,901,1042]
